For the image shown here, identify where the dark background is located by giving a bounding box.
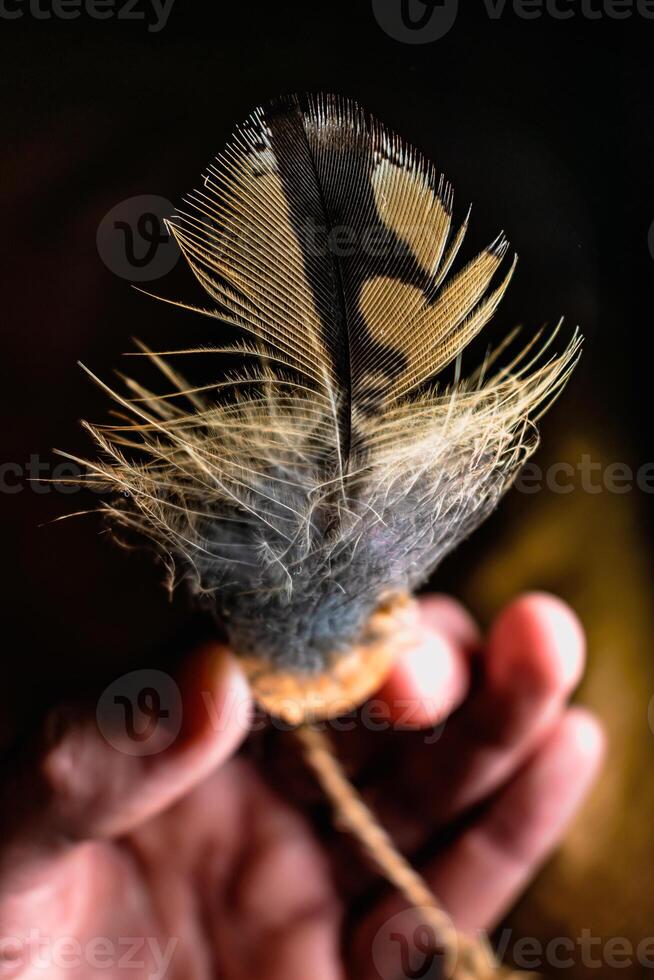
[1,2,653,976]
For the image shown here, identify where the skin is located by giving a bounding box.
[0,592,604,979]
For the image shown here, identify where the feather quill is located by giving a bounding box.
[75,94,580,673]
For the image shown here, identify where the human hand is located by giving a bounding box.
[0,593,603,979]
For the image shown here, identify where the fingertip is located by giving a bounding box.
[516,707,606,837]
[208,642,253,707]
[418,594,481,650]
[488,592,586,697]
[111,645,252,832]
[378,626,469,729]
[182,642,253,749]
[556,706,606,773]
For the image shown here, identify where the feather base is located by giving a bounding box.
[239,592,417,723]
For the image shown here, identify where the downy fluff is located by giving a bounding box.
[73,94,580,673]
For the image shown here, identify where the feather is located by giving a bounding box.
[74,94,581,673]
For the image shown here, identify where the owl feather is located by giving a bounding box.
[72,94,580,673]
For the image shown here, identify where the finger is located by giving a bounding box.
[436,592,586,816]
[375,596,477,729]
[379,592,587,826]
[418,594,481,651]
[0,645,251,891]
[424,707,605,933]
[352,708,604,978]
[333,598,474,781]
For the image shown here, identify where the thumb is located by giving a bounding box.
[0,644,251,887]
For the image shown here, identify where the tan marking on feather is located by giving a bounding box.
[371,159,450,277]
